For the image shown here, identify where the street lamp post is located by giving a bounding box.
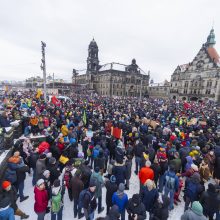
[41,41,47,101]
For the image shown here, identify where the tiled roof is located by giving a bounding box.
[207,47,220,64]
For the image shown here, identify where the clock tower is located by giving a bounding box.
[87,38,99,73]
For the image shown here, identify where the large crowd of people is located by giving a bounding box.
[0,90,220,220]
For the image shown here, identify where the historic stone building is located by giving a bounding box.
[149,80,170,99]
[74,39,150,97]
[170,29,220,102]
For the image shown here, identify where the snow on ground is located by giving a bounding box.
[15,157,186,220]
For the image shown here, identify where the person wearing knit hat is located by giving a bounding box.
[127,193,146,220]
[2,181,11,190]
[51,178,65,220]
[90,167,105,214]
[112,183,128,220]
[181,201,207,220]
[49,157,56,164]
[105,175,118,215]
[2,180,29,219]
[34,178,48,220]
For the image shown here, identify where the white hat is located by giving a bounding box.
[191,164,198,172]
[36,179,44,186]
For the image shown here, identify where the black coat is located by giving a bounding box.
[112,163,126,185]
[151,196,170,220]
[94,156,105,170]
[125,159,132,180]
[200,189,220,212]
[105,180,118,207]
[16,165,29,183]
[47,163,60,185]
[134,144,145,158]
[151,163,161,184]
[2,186,18,211]
[127,198,146,220]
[70,176,84,200]
[29,152,39,169]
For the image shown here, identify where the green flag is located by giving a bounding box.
[82,110,87,125]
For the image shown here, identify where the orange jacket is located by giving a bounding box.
[139,167,154,185]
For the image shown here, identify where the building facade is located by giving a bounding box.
[170,29,220,102]
[74,39,150,97]
[149,80,170,99]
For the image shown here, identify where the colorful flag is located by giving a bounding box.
[82,110,87,125]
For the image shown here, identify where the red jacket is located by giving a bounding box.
[34,187,48,213]
[139,167,154,185]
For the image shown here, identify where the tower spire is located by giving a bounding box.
[206,28,216,47]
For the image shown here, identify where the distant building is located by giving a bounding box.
[149,80,170,98]
[74,39,150,97]
[170,29,220,102]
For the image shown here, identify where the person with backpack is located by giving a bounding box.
[69,170,84,218]
[90,167,104,214]
[80,180,97,220]
[184,172,204,211]
[112,183,128,220]
[51,179,65,220]
[105,175,118,215]
[34,179,49,220]
[163,165,179,210]
[94,149,106,175]
[91,144,101,168]
[127,193,146,220]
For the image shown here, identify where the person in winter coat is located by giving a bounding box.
[184,172,204,211]
[90,167,104,214]
[138,160,154,190]
[16,162,30,202]
[181,201,207,220]
[199,160,210,183]
[112,161,127,186]
[127,194,146,220]
[200,183,220,220]
[47,157,60,185]
[134,141,145,174]
[91,144,101,168]
[125,155,132,190]
[151,157,161,187]
[51,179,65,220]
[80,161,92,189]
[82,180,97,220]
[104,159,115,179]
[185,156,194,172]
[163,165,179,210]
[105,175,118,215]
[214,145,220,181]
[94,149,106,175]
[29,149,39,186]
[169,152,181,173]
[2,181,29,219]
[141,179,159,216]
[40,170,51,199]
[104,205,120,220]
[112,183,128,220]
[69,170,84,218]
[151,195,170,220]
[34,179,49,220]
[0,194,15,220]
[36,154,47,181]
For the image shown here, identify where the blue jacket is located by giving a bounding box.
[112,192,128,213]
[164,171,179,192]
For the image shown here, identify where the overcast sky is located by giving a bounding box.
[0,0,219,82]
